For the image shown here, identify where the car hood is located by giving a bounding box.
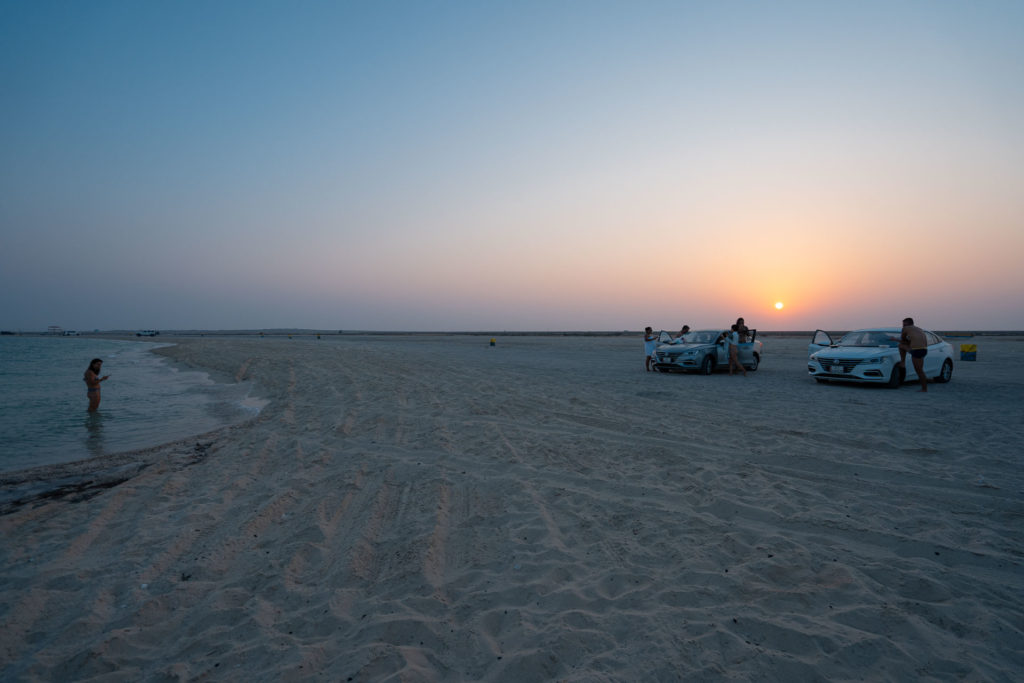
[811,346,896,359]
[657,342,714,351]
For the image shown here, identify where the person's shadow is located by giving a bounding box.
[84,412,107,457]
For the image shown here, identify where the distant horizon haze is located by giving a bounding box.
[6,325,1019,336]
[2,1,1022,332]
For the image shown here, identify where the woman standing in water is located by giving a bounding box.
[84,358,110,412]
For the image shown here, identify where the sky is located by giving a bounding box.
[2,0,1023,332]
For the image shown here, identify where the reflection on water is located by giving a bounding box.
[84,411,107,457]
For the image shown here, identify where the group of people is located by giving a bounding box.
[643,315,934,390]
[718,318,750,376]
[643,317,750,375]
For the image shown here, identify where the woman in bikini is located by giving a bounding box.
[84,358,110,412]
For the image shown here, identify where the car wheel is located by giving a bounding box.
[700,355,714,375]
[746,353,759,372]
[887,366,902,388]
[935,359,953,383]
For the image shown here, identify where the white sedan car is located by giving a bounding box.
[807,328,954,387]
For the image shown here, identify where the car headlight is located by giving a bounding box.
[683,350,698,356]
[863,357,887,364]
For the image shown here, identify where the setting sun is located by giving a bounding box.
[775,302,785,310]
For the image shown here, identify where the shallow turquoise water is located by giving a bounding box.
[0,337,259,472]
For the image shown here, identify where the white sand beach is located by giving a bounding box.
[2,334,1022,681]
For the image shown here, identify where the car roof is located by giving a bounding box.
[847,328,900,333]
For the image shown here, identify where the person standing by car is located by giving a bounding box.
[735,318,750,343]
[899,317,929,392]
[84,358,110,412]
[674,325,690,342]
[721,324,747,376]
[644,326,658,372]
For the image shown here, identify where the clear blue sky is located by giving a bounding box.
[3,1,1022,331]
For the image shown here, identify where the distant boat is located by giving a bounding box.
[136,330,159,337]
[62,330,80,336]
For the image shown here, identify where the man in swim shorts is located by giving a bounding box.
[899,317,928,392]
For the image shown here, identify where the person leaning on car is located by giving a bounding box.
[899,317,929,392]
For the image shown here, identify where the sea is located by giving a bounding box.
[0,336,263,473]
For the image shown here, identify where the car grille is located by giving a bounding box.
[815,357,862,372]
[657,351,682,362]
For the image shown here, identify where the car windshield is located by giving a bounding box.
[681,331,722,344]
[837,330,900,347]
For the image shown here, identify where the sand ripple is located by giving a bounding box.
[2,334,1022,680]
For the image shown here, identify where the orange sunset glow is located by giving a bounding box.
[2,3,1022,332]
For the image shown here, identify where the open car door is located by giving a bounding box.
[737,329,757,365]
[808,329,833,358]
[922,331,944,377]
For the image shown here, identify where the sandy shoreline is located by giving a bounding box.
[2,334,1022,680]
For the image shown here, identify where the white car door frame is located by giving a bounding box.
[808,329,833,358]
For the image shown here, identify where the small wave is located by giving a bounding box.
[238,396,270,415]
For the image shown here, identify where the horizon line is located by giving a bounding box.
[4,328,1021,337]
